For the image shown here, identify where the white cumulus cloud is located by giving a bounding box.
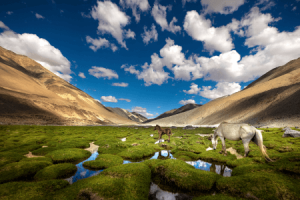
[120,0,150,22]
[0,21,72,81]
[88,66,118,79]
[119,98,131,102]
[121,64,140,75]
[86,36,117,52]
[122,38,202,86]
[35,13,45,19]
[112,82,128,87]
[179,99,196,105]
[78,72,86,78]
[0,21,10,30]
[183,83,201,94]
[184,10,234,53]
[151,3,181,34]
[101,96,118,102]
[199,82,241,99]
[182,0,197,7]
[90,0,134,49]
[201,0,245,15]
[132,106,153,117]
[141,24,158,45]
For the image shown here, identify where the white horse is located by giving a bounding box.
[209,122,273,162]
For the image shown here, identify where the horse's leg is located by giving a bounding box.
[219,137,227,156]
[242,139,251,157]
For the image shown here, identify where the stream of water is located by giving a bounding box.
[65,150,232,184]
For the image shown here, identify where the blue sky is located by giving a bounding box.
[1,0,300,118]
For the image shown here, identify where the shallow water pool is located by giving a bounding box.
[66,150,232,184]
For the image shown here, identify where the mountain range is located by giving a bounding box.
[145,58,300,127]
[1,45,299,127]
[0,46,136,125]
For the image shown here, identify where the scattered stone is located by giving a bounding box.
[183,125,195,130]
[282,127,300,138]
[226,147,243,159]
[42,146,48,148]
[25,152,43,158]
[132,143,139,146]
[150,134,153,137]
[155,139,164,144]
[121,138,126,141]
[206,147,213,151]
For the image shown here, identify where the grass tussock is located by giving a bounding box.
[34,163,77,180]
[83,154,123,169]
[45,148,91,163]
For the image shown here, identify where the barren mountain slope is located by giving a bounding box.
[145,103,201,123]
[0,46,136,125]
[146,58,300,127]
[106,107,148,123]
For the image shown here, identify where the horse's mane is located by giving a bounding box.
[155,125,163,130]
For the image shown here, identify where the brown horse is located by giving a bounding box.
[154,125,172,142]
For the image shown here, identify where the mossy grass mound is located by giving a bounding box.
[143,159,164,172]
[0,161,52,183]
[226,157,256,167]
[152,159,221,193]
[171,150,201,161]
[193,194,245,200]
[267,152,300,175]
[217,171,300,199]
[34,163,77,180]
[231,164,275,176]
[83,154,123,169]
[0,151,25,167]
[0,179,69,200]
[97,142,130,155]
[20,156,53,163]
[117,144,162,160]
[46,148,91,163]
[53,163,151,200]
[32,147,65,156]
[198,149,236,163]
[56,140,91,149]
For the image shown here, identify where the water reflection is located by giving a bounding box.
[65,151,103,184]
[66,150,232,184]
[186,160,232,177]
[124,150,232,177]
[149,182,193,200]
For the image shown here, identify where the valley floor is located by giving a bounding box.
[0,125,299,199]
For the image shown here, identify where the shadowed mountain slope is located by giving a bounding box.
[145,103,202,123]
[145,58,300,127]
[106,107,148,123]
[0,46,136,125]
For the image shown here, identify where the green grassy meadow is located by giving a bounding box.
[0,125,299,199]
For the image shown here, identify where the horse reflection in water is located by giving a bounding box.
[157,150,171,160]
[210,163,229,176]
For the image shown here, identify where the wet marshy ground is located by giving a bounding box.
[66,150,232,184]
[1,125,300,200]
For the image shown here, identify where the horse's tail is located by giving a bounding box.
[255,130,274,162]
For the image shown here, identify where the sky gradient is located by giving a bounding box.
[1,0,300,118]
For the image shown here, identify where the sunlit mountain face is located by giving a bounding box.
[1,0,300,118]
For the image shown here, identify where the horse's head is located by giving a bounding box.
[208,133,218,150]
[211,136,218,150]
[154,125,159,131]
